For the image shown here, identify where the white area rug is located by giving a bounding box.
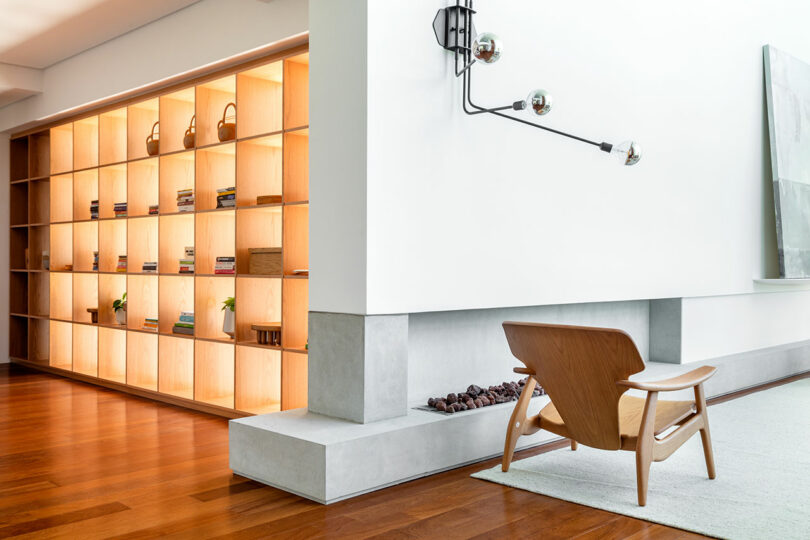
[472,378,810,539]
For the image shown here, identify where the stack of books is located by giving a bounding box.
[90,200,99,219]
[172,312,194,336]
[214,256,235,274]
[142,261,157,274]
[179,246,195,274]
[216,187,236,208]
[148,204,159,215]
[142,317,158,332]
[177,189,194,212]
[114,202,127,218]
[116,255,127,272]
[92,251,99,272]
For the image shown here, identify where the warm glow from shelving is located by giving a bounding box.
[11,48,310,417]
[74,116,99,170]
[159,335,194,399]
[99,107,127,165]
[98,326,126,382]
[235,277,281,343]
[50,320,72,370]
[127,330,158,390]
[236,346,281,414]
[236,135,282,206]
[195,340,235,408]
[72,323,98,376]
[160,87,195,154]
[50,123,73,174]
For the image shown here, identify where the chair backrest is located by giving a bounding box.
[502,321,645,450]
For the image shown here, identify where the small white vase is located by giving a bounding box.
[223,309,235,338]
[115,309,126,325]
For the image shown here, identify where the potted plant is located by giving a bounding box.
[113,292,127,325]
[222,296,235,338]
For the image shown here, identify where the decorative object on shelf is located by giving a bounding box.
[41,251,49,270]
[173,311,195,335]
[764,45,810,278]
[214,256,235,274]
[179,246,195,274]
[142,317,159,332]
[216,186,235,208]
[148,204,159,215]
[222,297,235,338]
[292,269,309,276]
[87,308,98,324]
[116,255,127,272]
[422,379,544,415]
[248,247,282,275]
[183,115,196,149]
[114,202,127,218]
[177,189,194,212]
[63,264,73,271]
[92,251,99,272]
[257,195,282,205]
[146,121,160,156]
[252,322,281,346]
[113,292,127,325]
[90,200,99,219]
[217,102,236,142]
[142,261,158,274]
[432,1,641,166]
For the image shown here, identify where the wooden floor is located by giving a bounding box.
[3,365,802,539]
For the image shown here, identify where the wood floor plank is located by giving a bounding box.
[3,362,778,539]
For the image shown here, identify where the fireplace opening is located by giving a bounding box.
[416,377,545,415]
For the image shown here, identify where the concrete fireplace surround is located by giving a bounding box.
[230,302,810,504]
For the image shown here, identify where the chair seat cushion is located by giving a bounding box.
[538,394,695,450]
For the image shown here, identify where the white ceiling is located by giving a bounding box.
[0,0,200,68]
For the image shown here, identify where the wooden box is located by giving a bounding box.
[248,247,282,275]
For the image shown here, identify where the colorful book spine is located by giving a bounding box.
[142,318,159,331]
[116,255,127,272]
[142,262,158,274]
[148,205,159,215]
[90,200,99,219]
[92,251,99,272]
[114,202,127,218]
[214,256,235,274]
[216,187,236,208]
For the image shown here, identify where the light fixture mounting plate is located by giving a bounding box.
[433,5,477,52]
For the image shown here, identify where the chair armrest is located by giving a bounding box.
[616,366,717,392]
[514,367,535,376]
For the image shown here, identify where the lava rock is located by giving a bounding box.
[474,398,483,408]
[427,397,436,407]
[467,384,484,397]
[445,404,454,413]
[447,393,458,404]
[435,401,447,412]
[457,402,468,411]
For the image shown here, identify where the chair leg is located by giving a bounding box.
[694,384,716,479]
[570,439,578,451]
[502,377,537,472]
[635,391,658,506]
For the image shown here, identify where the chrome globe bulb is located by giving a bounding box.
[472,32,502,64]
[526,89,552,116]
[613,140,641,166]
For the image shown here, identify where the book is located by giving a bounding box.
[216,257,235,262]
[148,205,159,215]
[92,251,99,272]
[116,255,127,272]
[184,247,195,258]
[214,268,235,274]
[173,322,194,329]
[172,326,194,335]
[142,262,157,273]
[142,318,158,331]
[90,200,99,219]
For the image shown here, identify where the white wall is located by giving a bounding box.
[324,0,810,316]
[681,291,810,363]
[309,0,368,315]
[0,0,308,133]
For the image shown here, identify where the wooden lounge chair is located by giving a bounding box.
[501,321,717,506]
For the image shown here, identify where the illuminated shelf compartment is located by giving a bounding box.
[236,134,282,207]
[195,340,234,408]
[160,87,195,154]
[236,346,281,414]
[196,75,236,147]
[159,335,194,399]
[235,276,281,343]
[100,107,127,165]
[128,98,159,161]
[237,61,283,138]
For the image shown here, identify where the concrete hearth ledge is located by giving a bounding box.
[229,396,556,504]
[230,343,810,504]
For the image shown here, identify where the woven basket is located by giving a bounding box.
[146,121,160,155]
[217,102,236,142]
[183,115,196,149]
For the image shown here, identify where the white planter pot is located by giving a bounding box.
[115,309,126,325]
[223,309,235,338]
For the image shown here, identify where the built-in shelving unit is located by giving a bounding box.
[7,47,309,417]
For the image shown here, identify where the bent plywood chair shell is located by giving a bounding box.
[502,322,645,450]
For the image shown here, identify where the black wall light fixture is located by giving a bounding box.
[433,1,642,166]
